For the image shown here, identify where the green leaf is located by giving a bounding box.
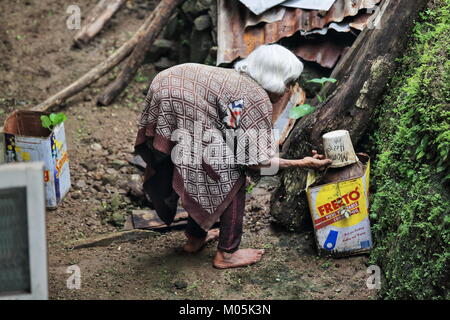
[53,113,67,125]
[307,77,337,85]
[289,104,315,120]
[436,166,445,173]
[40,115,52,129]
[49,113,57,123]
[420,135,429,149]
[415,145,424,155]
[245,183,255,194]
[407,170,415,177]
[416,150,425,160]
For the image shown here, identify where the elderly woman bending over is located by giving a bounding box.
[134,44,331,269]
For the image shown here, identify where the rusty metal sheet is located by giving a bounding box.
[301,21,351,36]
[273,84,306,146]
[217,0,381,65]
[245,7,286,28]
[245,11,362,35]
[132,208,188,229]
[349,12,373,30]
[292,40,349,68]
[272,89,293,124]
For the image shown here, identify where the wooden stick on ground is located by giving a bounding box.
[32,5,160,112]
[97,0,183,106]
[74,0,126,48]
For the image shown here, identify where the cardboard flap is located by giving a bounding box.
[0,129,5,164]
[3,110,51,138]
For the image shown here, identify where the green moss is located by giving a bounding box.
[369,0,450,299]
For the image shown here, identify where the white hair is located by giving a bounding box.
[234,44,303,94]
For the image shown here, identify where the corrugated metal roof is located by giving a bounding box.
[292,40,349,68]
[301,21,351,36]
[216,0,381,144]
[281,0,337,11]
[272,84,306,146]
[349,12,373,30]
[217,0,381,65]
[245,7,286,28]
[238,0,286,16]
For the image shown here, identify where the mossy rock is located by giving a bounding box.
[368,0,450,300]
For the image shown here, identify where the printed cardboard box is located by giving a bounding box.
[1,110,71,208]
[306,154,372,257]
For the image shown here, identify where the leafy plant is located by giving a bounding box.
[368,0,450,300]
[245,182,255,194]
[135,72,149,83]
[288,104,315,120]
[40,112,67,130]
[289,77,337,120]
[307,77,337,102]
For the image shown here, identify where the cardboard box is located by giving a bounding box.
[306,154,372,257]
[1,110,71,208]
[0,133,5,164]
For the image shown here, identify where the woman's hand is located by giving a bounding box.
[295,150,332,170]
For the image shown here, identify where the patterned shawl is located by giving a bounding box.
[135,63,275,230]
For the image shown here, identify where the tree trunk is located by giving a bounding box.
[270,0,429,231]
[96,0,183,106]
[32,5,159,112]
[74,0,126,47]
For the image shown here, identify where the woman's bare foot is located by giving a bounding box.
[213,249,265,269]
[183,229,220,253]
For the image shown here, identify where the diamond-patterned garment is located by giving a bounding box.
[135,63,275,230]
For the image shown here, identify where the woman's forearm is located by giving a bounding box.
[250,155,332,171]
[250,157,303,170]
[273,157,303,169]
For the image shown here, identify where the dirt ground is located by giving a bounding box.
[0,0,375,300]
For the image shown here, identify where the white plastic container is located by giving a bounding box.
[322,130,359,168]
[1,110,71,208]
